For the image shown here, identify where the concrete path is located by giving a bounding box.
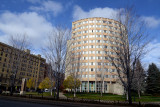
[59,92,67,99]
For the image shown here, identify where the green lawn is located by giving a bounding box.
[65,93,125,101]
[64,93,160,102]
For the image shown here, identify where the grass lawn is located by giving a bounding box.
[135,96,160,102]
[65,93,125,101]
[64,93,160,102]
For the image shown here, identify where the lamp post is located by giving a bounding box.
[10,74,15,95]
[0,83,2,94]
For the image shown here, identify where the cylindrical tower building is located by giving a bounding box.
[66,17,124,94]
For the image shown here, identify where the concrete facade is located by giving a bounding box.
[65,17,125,95]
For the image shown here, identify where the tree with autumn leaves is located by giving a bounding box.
[39,77,54,90]
[63,75,81,97]
[26,78,35,90]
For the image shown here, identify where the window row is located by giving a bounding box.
[72,62,116,67]
[72,62,121,67]
[73,25,121,31]
[73,35,121,40]
[73,30,121,36]
[73,20,120,27]
[72,56,119,61]
[73,68,116,72]
[73,51,119,56]
[80,74,118,78]
[72,45,119,51]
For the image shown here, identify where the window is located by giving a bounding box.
[104,46,107,48]
[2,68,4,72]
[1,52,3,56]
[103,21,106,23]
[105,75,108,78]
[98,62,101,65]
[108,21,112,24]
[104,30,107,33]
[97,51,100,54]
[91,68,93,71]
[97,74,101,77]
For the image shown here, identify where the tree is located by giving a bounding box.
[26,78,35,90]
[9,34,31,94]
[132,60,146,98]
[39,77,53,90]
[110,7,149,104]
[42,26,71,99]
[146,63,160,95]
[63,75,81,94]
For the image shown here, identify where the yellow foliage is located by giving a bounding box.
[63,75,81,90]
[26,78,35,89]
[39,77,54,90]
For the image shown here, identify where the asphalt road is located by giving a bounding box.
[0,99,61,107]
[0,96,134,107]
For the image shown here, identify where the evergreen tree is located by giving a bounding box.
[146,63,160,95]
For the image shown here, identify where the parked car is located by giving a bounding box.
[44,89,49,92]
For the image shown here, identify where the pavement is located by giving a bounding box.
[59,92,67,99]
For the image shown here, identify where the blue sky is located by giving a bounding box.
[0,0,160,68]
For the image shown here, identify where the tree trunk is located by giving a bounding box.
[101,81,103,97]
[56,78,59,100]
[51,88,52,96]
[53,87,56,98]
[128,84,132,104]
[138,89,141,99]
[74,88,76,97]
[126,91,128,101]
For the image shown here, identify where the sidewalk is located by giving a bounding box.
[59,92,67,99]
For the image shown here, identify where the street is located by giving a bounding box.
[0,99,60,107]
[0,97,131,107]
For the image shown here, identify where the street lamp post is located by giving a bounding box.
[10,74,15,95]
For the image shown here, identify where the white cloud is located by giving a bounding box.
[0,12,54,51]
[73,6,160,29]
[141,16,160,28]
[29,0,62,16]
[73,5,120,21]
[142,40,160,69]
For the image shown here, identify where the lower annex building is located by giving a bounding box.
[0,42,46,91]
[65,17,124,95]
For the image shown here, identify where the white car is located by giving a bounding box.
[44,89,49,92]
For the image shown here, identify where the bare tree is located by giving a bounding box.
[109,7,149,104]
[132,59,146,99]
[9,34,30,95]
[42,26,71,100]
[64,39,81,97]
[72,53,81,97]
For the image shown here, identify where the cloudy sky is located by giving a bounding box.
[0,0,160,68]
